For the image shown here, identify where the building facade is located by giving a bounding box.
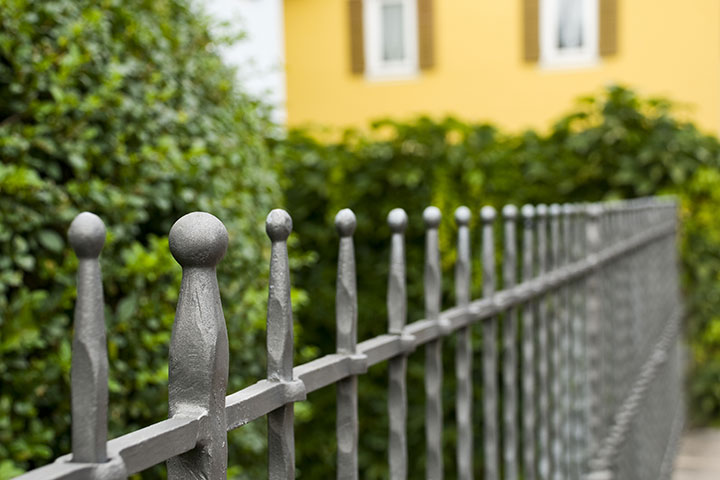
[284,0,720,134]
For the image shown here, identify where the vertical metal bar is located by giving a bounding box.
[561,205,573,479]
[585,205,603,466]
[335,209,359,480]
[423,207,445,480]
[167,212,230,479]
[502,205,519,480]
[68,212,108,464]
[572,205,587,478]
[481,206,499,480]
[535,204,551,480]
[266,209,296,480]
[454,206,473,480]
[521,204,536,480]
[549,203,563,480]
[388,208,409,480]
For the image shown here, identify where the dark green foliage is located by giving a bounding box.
[281,86,720,478]
[0,0,282,478]
[2,3,719,474]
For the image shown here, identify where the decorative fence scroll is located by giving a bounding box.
[15,196,683,480]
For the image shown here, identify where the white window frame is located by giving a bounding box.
[540,0,599,69]
[363,0,419,80]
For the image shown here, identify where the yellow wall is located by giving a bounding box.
[284,0,720,135]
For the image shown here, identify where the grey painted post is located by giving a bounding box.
[68,212,108,464]
[585,205,603,462]
[335,209,359,480]
[454,206,473,480]
[423,206,446,480]
[265,209,296,480]
[502,204,519,480]
[561,205,574,479]
[167,212,229,479]
[572,205,587,478]
[521,204,536,480]
[480,206,499,480]
[387,208,409,480]
[549,203,563,480]
[535,204,551,480]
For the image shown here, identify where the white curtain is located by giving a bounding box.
[557,0,584,49]
[382,2,405,61]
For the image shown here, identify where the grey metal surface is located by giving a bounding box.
[387,208,410,480]
[335,209,360,480]
[549,203,564,480]
[535,204,551,480]
[423,206,445,480]
[166,212,229,480]
[502,204,519,480]
[16,197,684,480]
[521,204,536,480]
[266,209,296,480]
[67,213,108,464]
[454,206,473,480]
[480,206,499,480]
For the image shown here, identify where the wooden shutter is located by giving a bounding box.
[599,0,618,56]
[349,0,365,74]
[417,0,435,70]
[523,0,540,62]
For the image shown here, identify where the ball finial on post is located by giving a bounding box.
[68,212,106,259]
[266,209,293,242]
[335,208,357,237]
[502,204,518,220]
[169,212,228,268]
[388,208,408,233]
[423,206,442,228]
[455,206,471,226]
[481,205,497,223]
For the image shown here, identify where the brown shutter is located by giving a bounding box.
[417,0,435,70]
[599,0,618,56]
[523,0,540,62]
[349,0,365,74]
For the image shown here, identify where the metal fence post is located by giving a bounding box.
[502,204,519,480]
[68,212,109,464]
[480,205,499,480]
[561,204,574,479]
[454,206,473,480]
[423,206,446,480]
[166,212,230,480]
[549,203,564,480]
[335,209,360,480]
[265,209,297,480]
[584,205,603,467]
[535,204,551,480]
[388,208,410,480]
[520,204,536,480]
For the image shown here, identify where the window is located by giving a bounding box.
[540,0,599,67]
[363,0,419,78]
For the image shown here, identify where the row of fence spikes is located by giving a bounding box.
[64,199,675,479]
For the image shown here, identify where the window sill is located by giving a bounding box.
[363,71,421,83]
[538,57,601,71]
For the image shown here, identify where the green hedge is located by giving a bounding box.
[0,0,283,478]
[2,2,719,475]
[280,87,720,478]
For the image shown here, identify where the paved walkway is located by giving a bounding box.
[673,430,720,480]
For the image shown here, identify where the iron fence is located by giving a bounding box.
[13,196,683,480]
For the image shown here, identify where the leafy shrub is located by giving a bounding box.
[280,86,720,478]
[0,0,283,477]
